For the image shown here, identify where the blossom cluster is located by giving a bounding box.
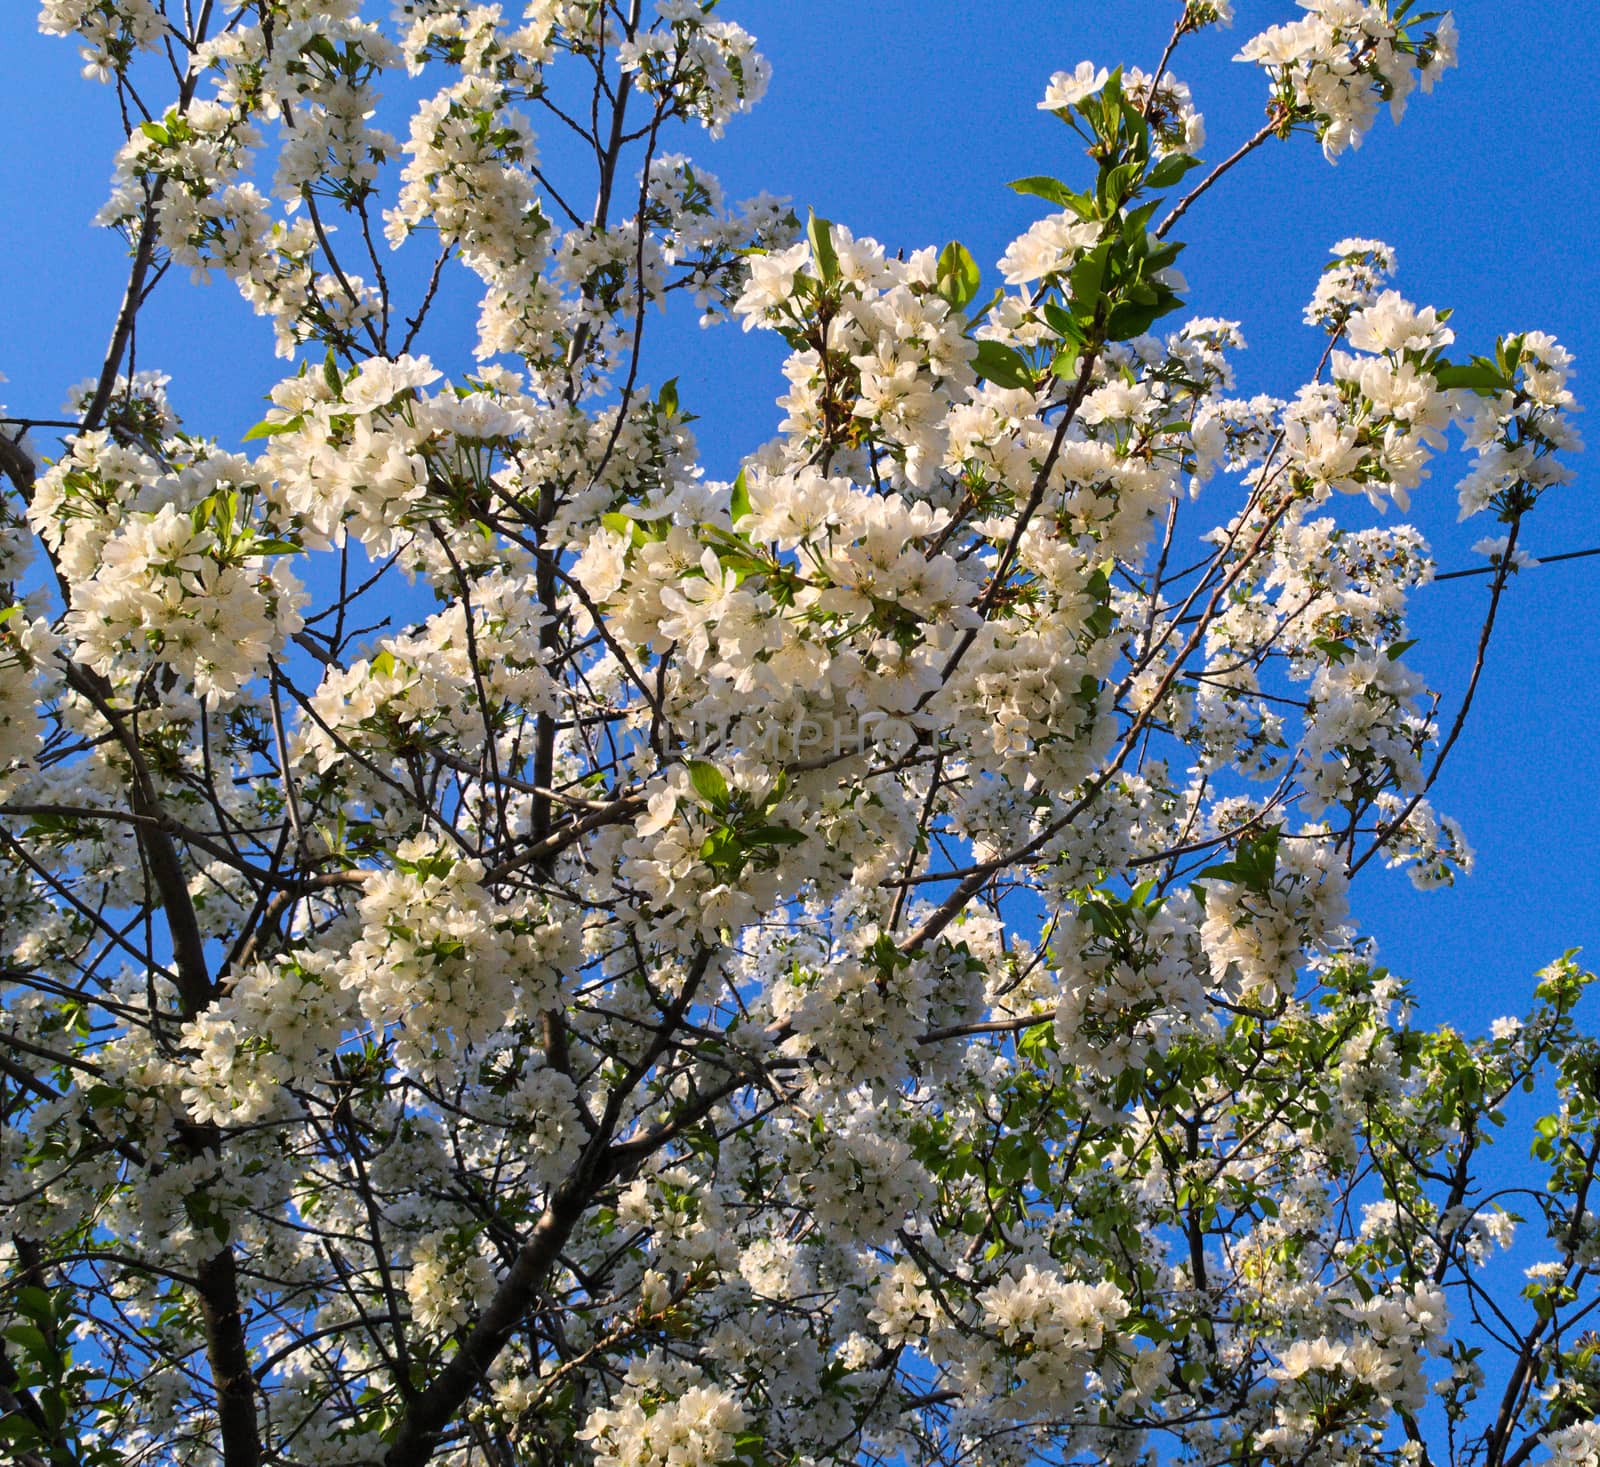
[1,4,1592,1467]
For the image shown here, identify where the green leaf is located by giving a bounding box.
[1099,161,1143,211]
[972,340,1035,391]
[1101,66,1124,115]
[1041,301,1082,343]
[1119,98,1152,161]
[1121,199,1161,245]
[241,417,297,441]
[1432,361,1509,394]
[139,120,168,144]
[302,33,342,67]
[1146,152,1204,189]
[730,469,753,526]
[0,1415,43,1448]
[686,760,730,808]
[806,210,839,283]
[322,351,343,398]
[1386,638,1418,661]
[250,538,303,557]
[14,1286,55,1323]
[1050,344,1081,381]
[4,1324,50,1360]
[601,511,639,543]
[1068,238,1113,311]
[1008,175,1076,208]
[1105,295,1177,341]
[1196,827,1281,895]
[657,377,679,417]
[935,240,981,312]
[1145,239,1186,271]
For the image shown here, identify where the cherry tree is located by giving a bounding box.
[1,3,1596,1467]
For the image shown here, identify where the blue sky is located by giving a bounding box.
[3,0,1598,1035]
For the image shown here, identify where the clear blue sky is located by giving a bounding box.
[3,0,1597,1035]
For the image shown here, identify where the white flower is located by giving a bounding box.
[1346,291,1454,355]
[997,213,1100,286]
[1038,61,1109,111]
[1472,536,1536,571]
[1542,1421,1600,1467]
